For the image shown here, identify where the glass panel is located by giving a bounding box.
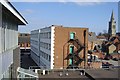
[69,59,72,65]
[69,45,74,65]
[70,46,74,54]
[70,32,75,39]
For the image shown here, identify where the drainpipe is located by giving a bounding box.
[84,30,86,69]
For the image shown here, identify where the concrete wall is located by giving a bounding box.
[0,5,19,79]
[39,27,51,69]
[30,29,40,66]
[13,47,20,78]
[31,28,52,69]
[0,3,2,80]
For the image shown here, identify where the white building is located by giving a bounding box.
[31,27,53,69]
[31,29,40,66]
[0,1,27,79]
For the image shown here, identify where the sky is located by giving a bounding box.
[11,2,118,34]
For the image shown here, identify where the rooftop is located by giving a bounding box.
[38,69,89,79]
[85,68,119,79]
[1,0,27,25]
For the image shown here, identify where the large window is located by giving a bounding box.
[70,32,75,40]
[69,45,74,65]
[40,32,51,39]
[40,42,51,50]
[69,45,74,54]
[49,55,51,62]
[40,50,50,62]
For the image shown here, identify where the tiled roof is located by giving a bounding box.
[88,32,97,41]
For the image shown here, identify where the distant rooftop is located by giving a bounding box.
[85,69,119,79]
[38,69,88,79]
[88,32,97,42]
[97,36,107,40]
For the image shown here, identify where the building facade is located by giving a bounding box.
[18,33,30,52]
[0,1,27,79]
[30,29,40,67]
[31,25,88,69]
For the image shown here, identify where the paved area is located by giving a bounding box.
[20,52,38,69]
[85,68,120,79]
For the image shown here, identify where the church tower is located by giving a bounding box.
[108,11,116,36]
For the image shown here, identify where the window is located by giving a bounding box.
[48,44,51,50]
[28,43,30,47]
[69,59,72,65]
[49,55,51,62]
[20,44,22,47]
[69,45,74,54]
[48,32,51,39]
[25,34,28,36]
[69,45,74,65]
[46,54,48,60]
[26,43,29,47]
[70,32,75,40]
[22,43,24,47]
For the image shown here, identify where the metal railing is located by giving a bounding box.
[17,67,38,79]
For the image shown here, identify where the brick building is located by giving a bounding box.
[31,25,88,69]
[18,33,30,52]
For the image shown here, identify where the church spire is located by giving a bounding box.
[108,10,116,37]
[111,10,114,21]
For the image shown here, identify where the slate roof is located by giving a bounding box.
[88,32,97,42]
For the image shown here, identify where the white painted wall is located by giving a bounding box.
[50,27,55,69]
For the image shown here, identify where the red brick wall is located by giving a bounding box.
[53,26,88,69]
